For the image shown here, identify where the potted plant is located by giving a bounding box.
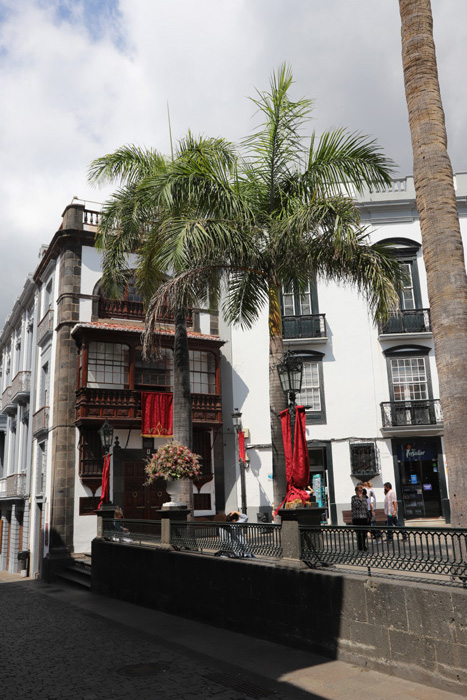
[145,441,201,509]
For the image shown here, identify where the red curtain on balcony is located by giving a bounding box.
[141,392,173,437]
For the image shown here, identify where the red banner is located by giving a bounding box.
[238,430,246,463]
[275,406,310,515]
[280,408,293,490]
[97,453,111,510]
[292,405,310,489]
[141,392,173,437]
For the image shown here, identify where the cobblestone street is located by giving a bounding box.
[0,574,465,700]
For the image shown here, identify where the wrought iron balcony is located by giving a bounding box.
[379,309,431,335]
[381,400,442,429]
[282,314,326,340]
[37,309,54,345]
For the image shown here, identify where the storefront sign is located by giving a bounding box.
[423,483,433,491]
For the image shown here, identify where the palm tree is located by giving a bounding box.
[89,139,242,513]
[150,66,403,514]
[399,0,467,526]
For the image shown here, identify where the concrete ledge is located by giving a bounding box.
[91,539,467,696]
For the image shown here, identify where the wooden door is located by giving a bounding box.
[123,461,168,520]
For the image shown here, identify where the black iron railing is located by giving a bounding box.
[103,518,161,545]
[171,522,283,558]
[381,399,442,428]
[300,525,467,586]
[379,309,431,335]
[282,314,326,339]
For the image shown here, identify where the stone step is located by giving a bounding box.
[56,565,92,589]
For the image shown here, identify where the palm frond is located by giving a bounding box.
[88,145,167,188]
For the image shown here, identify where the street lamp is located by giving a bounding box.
[98,419,114,454]
[277,352,304,409]
[231,408,247,515]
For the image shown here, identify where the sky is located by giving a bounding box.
[0,0,467,326]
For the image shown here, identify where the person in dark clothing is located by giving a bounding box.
[351,484,369,551]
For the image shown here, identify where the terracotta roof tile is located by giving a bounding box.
[71,320,222,342]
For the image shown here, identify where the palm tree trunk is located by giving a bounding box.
[269,286,288,517]
[173,309,194,517]
[399,0,467,526]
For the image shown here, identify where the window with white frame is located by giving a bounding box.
[391,357,428,401]
[293,351,326,423]
[135,348,173,390]
[282,283,313,316]
[296,361,321,411]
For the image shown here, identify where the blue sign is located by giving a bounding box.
[410,474,418,484]
[423,483,433,491]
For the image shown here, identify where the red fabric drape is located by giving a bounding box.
[238,430,246,463]
[97,453,111,510]
[141,392,173,437]
[280,408,293,489]
[292,405,310,489]
[274,406,310,516]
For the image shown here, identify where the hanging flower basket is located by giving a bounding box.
[145,442,202,484]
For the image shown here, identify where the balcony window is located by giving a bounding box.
[87,342,129,389]
[135,349,173,390]
[391,357,428,401]
[294,351,326,424]
[189,350,216,394]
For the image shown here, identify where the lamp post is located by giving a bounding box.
[232,408,247,515]
[276,352,304,451]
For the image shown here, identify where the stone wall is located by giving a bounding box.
[92,539,467,696]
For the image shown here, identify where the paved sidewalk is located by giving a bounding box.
[0,574,465,700]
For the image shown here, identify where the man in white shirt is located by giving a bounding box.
[384,482,407,541]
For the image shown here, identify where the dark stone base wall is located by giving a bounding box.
[92,540,467,696]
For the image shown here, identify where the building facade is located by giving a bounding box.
[1,174,466,575]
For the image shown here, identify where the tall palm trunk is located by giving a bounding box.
[399,0,467,526]
[269,286,288,515]
[173,310,194,516]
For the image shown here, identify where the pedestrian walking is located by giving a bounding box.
[384,482,407,542]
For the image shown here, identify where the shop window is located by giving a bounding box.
[87,342,129,389]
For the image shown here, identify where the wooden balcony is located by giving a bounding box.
[98,298,193,326]
[75,388,222,425]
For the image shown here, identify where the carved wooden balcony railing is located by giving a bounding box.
[98,297,193,326]
[76,387,222,424]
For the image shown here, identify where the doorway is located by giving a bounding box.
[123,460,169,520]
[394,438,443,519]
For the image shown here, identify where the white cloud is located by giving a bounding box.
[0,0,466,324]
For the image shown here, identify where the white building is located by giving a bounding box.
[0,173,465,576]
[222,174,467,526]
